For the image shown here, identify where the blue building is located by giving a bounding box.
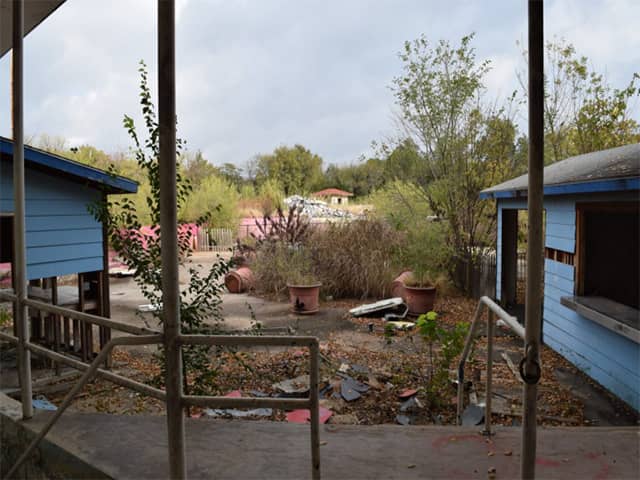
[0,136,137,358]
[481,144,639,411]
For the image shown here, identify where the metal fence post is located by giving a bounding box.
[310,340,321,480]
[522,1,544,478]
[158,0,186,478]
[484,310,494,435]
[12,0,33,420]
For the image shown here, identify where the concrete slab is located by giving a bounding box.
[20,412,640,479]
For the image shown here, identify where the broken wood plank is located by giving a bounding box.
[501,352,523,383]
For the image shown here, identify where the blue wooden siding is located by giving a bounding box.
[0,159,104,279]
[495,192,640,410]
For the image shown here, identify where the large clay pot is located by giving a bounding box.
[287,283,322,315]
[224,266,255,293]
[404,285,436,316]
[390,270,413,299]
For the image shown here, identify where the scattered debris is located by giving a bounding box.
[339,375,370,402]
[273,375,309,396]
[286,407,333,424]
[351,364,369,374]
[395,414,411,425]
[398,389,417,399]
[284,195,355,219]
[400,396,423,413]
[32,396,57,411]
[137,303,162,313]
[461,404,484,426]
[338,363,350,373]
[205,408,272,419]
[386,321,415,331]
[349,298,405,318]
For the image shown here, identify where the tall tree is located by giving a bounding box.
[391,34,519,278]
[519,38,640,163]
[255,144,323,195]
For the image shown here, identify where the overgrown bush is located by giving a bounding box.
[180,175,240,228]
[308,218,403,299]
[395,220,451,285]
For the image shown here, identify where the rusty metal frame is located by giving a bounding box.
[0,300,322,479]
[456,295,523,433]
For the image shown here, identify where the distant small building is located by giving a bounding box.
[481,143,639,411]
[311,188,354,206]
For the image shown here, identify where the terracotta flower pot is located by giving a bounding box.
[390,270,413,299]
[404,285,436,316]
[287,283,322,315]
[224,266,255,293]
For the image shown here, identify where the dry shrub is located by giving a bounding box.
[308,218,404,299]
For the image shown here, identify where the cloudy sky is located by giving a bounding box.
[1,0,639,168]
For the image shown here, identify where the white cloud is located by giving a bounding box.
[0,0,637,166]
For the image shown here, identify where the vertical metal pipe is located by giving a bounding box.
[309,341,321,480]
[12,0,33,420]
[522,1,544,478]
[158,0,186,478]
[484,310,494,435]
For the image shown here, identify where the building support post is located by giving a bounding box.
[158,1,186,478]
[12,0,33,420]
[521,1,544,478]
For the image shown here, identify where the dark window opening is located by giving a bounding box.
[577,203,639,309]
[0,216,14,288]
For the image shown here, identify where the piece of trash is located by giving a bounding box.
[320,441,328,446]
[249,390,269,398]
[349,297,404,317]
[319,383,334,399]
[273,375,310,396]
[399,388,417,399]
[137,303,162,313]
[205,408,272,419]
[395,414,411,425]
[286,407,332,424]
[351,364,369,374]
[341,381,361,402]
[488,451,495,457]
[400,396,423,413]
[33,396,57,411]
[225,390,242,398]
[488,466,497,479]
[504,450,513,456]
[339,375,369,402]
[461,404,484,426]
[386,321,414,330]
[338,363,350,373]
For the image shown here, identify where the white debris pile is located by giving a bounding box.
[284,195,355,219]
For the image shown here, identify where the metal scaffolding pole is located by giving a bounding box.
[12,0,33,420]
[158,0,186,477]
[521,1,544,478]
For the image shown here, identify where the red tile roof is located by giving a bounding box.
[311,188,353,197]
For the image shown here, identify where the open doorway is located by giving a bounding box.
[501,209,544,324]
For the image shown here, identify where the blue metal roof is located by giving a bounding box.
[0,137,137,194]
[480,143,640,200]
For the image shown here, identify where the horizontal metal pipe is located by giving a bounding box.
[24,298,161,336]
[0,290,17,302]
[182,395,310,410]
[479,296,524,339]
[179,334,319,347]
[0,330,18,343]
[26,339,167,401]
[5,334,166,479]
